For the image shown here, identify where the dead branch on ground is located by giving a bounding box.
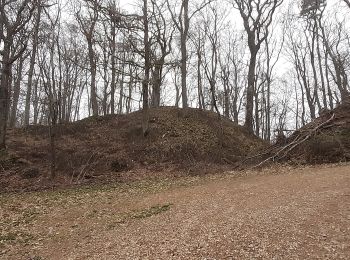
[251,113,336,169]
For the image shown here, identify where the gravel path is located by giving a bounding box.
[1,164,350,259]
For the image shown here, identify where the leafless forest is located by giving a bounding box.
[0,0,349,149]
[1,1,350,259]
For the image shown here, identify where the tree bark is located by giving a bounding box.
[9,56,25,128]
[151,63,162,107]
[180,0,189,108]
[197,45,204,109]
[0,44,11,150]
[110,23,116,114]
[245,49,257,132]
[180,34,188,108]
[24,3,42,126]
[142,0,150,136]
[87,40,98,116]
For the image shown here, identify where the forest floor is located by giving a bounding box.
[1,163,350,259]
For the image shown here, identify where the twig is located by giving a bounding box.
[0,163,6,174]
[74,150,99,183]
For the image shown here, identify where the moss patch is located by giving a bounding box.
[130,204,172,219]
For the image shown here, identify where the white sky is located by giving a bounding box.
[119,0,133,9]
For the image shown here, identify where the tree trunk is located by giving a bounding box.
[223,82,230,118]
[180,34,188,108]
[33,77,40,124]
[254,90,260,137]
[48,115,56,180]
[142,0,150,136]
[315,20,327,109]
[151,64,161,107]
[233,63,239,124]
[0,46,11,150]
[197,48,204,109]
[110,20,116,114]
[309,23,321,112]
[118,61,125,114]
[324,50,333,109]
[24,3,41,126]
[88,41,98,116]
[102,51,109,116]
[180,0,189,108]
[245,49,257,133]
[175,82,180,107]
[9,57,24,128]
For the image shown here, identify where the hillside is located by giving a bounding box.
[0,107,264,192]
[287,102,350,164]
[246,101,350,167]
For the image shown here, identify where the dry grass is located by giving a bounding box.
[2,107,265,192]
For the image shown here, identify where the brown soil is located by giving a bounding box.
[1,164,349,259]
[0,107,264,192]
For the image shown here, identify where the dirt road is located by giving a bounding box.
[1,164,350,259]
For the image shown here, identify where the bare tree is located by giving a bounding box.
[9,52,28,127]
[142,0,151,136]
[193,28,205,109]
[24,0,43,126]
[319,18,349,103]
[75,0,101,116]
[232,0,283,133]
[37,4,61,179]
[149,0,173,108]
[200,3,224,115]
[102,0,120,114]
[0,0,35,149]
[59,23,87,122]
[166,0,212,108]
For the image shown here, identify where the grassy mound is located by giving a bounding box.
[1,107,264,192]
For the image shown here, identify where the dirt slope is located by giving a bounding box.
[1,107,264,192]
[1,164,349,259]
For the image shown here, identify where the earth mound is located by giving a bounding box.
[247,101,350,167]
[1,107,264,192]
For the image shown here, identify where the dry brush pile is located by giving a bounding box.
[244,101,350,168]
